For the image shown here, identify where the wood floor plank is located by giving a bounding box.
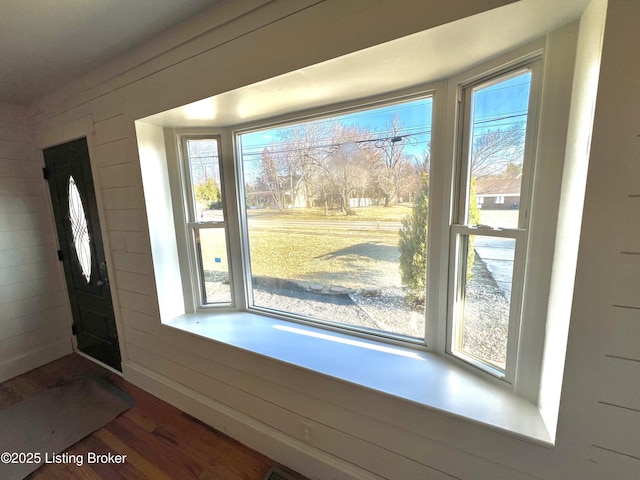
[95,429,174,480]
[0,353,309,480]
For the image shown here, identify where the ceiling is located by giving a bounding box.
[1,0,593,110]
[0,0,217,105]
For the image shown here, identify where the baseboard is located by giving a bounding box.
[123,360,382,480]
[0,340,73,383]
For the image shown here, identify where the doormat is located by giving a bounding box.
[0,375,133,480]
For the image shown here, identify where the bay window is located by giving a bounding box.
[168,60,542,384]
[137,34,572,414]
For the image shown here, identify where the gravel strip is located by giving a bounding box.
[203,253,509,364]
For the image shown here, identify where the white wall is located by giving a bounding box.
[18,0,639,479]
[0,103,72,382]
[559,0,640,476]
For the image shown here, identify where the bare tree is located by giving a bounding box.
[258,147,284,209]
[311,124,370,214]
[368,115,421,206]
[275,121,334,208]
[470,124,525,178]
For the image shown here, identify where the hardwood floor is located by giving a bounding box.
[0,354,307,480]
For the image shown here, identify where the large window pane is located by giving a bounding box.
[467,72,531,229]
[239,98,432,339]
[453,235,515,371]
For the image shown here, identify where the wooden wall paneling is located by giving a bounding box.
[0,341,72,384]
[0,230,55,251]
[123,361,382,480]
[0,244,52,269]
[94,113,128,146]
[99,162,142,189]
[105,207,146,232]
[34,105,96,145]
[108,230,151,254]
[0,276,62,305]
[125,342,442,480]
[0,291,66,322]
[0,158,42,178]
[591,402,640,460]
[612,254,640,308]
[115,270,156,297]
[118,0,513,122]
[619,198,640,253]
[0,305,69,342]
[0,324,70,362]
[0,177,46,195]
[120,307,160,336]
[35,1,321,121]
[112,251,154,275]
[0,121,31,143]
[0,260,61,286]
[101,186,144,210]
[0,102,73,386]
[95,138,136,168]
[598,356,640,412]
[589,444,640,480]
[0,194,49,215]
[602,307,640,362]
[128,326,542,480]
[0,209,56,234]
[160,324,582,480]
[117,289,160,317]
[0,139,36,160]
[18,1,628,479]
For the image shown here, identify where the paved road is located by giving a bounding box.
[473,237,515,301]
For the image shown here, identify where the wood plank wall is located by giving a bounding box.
[580,1,640,475]
[11,0,637,479]
[0,103,72,382]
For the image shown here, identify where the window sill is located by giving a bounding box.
[163,311,553,446]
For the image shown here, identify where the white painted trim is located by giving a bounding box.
[123,360,384,480]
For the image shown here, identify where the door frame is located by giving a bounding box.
[38,114,127,373]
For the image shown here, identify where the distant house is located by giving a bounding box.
[475,177,521,209]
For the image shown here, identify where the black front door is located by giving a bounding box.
[43,137,121,371]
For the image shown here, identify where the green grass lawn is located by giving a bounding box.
[200,206,409,290]
[247,226,402,289]
[200,207,517,292]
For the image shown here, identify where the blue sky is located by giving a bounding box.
[238,72,531,182]
[239,97,433,182]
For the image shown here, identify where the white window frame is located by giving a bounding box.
[165,48,548,393]
[230,92,436,344]
[176,132,236,311]
[442,56,543,384]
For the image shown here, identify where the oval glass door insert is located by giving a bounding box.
[68,176,92,282]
